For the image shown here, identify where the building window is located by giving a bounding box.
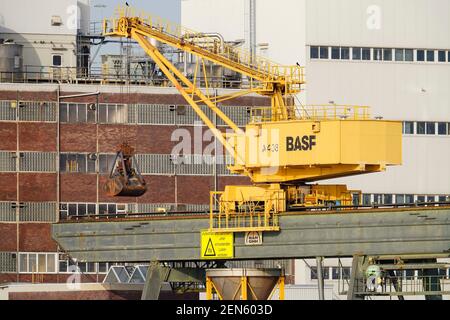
[52,55,62,66]
[438,123,447,135]
[395,194,405,204]
[60,153,96,173]
[373,48,383,61]
[19,253,57,273]
[384,194,393,205]
[98,203,127,216]
[403,122,414,134]
[319,46,329,59]
[362,194,371,205]
[341,47,350,60]
[352,47,361,60]
[405,194,414,204]
[427,50,435,62]
[416,122,426,135]
[373,194,382,204]
[395,49,404,61]
[405,49,414,61]
[417,50,425,62]
[383,48,393,61]
[60,203,96,219]
[99,154,117,174]
[98,104,127,124]
[438,50,446,62]
[448,51,450,62]
[59,103,96,123]
[310,46,319,59]
[417,196,426,203]
[362,48,371,60]
[331,47,340,59]
[426,122,436,135]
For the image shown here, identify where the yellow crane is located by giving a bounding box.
[102,6,402,233]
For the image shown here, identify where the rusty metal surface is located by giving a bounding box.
[52,206,450,263]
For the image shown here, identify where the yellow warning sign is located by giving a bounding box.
[201,231,234,260]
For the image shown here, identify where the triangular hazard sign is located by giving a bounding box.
[204,238,216,257]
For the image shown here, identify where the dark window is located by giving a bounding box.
[438,50,446,62]
[362,194,371,205]
[99,154,116,174]
[342,267,351,280]
[384,194,393,205]
[77,104,87,122]
[53,55,62,66]
[311,267,318,279]
[405,270,415,278]
[438,196,448,203]
[59,154,67,172]
[395,49,404,61]
[405,49,414,61]
[405,194,414,204]
[427,196,435,203]
[319,47,329,59]
[373,48,382,61]
[332,267,340,280]
[78,262,87,273]
[331,47,340,59]
[87,106,96,123]
[99,104,107,123]
[310,46,319,59]
[362,48,371,60]
[438,122,447,135]
[427,50,435,62]
[59,260,68,273]
[383,48,392,61]
[107,104,116,123]
[87,204,96,215]
[417,50,425,62]
[352,47,361,60]
[78,204,86,216]
[404,122,414,134]
[98,204,108,215]
[341,47,350,60]
[68,204,77,216]
[396,195,405,204]
[373,194,382,204]
[59,103,68,122]
[448,51,450,62]
[87,156,96,173]
[417,122,426,134]
[108,204,116,214]
[98,262,108,273]
[417,196,425,203]
[68,103,77,123]
[426,122,435,135]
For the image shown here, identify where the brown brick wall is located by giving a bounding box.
[19,223,57,252]
[0,122,16,151]
[60,123,97,152]
[0,173,17,201]
[0,223,17,251]
[60,174,97,203]
[177,176,213,204]
[98,125,138,153]
[0,273,105,285]
[19,123,56,152]
[18,173,56,202]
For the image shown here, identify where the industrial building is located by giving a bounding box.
[0,0,449,300]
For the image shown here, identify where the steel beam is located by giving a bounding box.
[52,207,450,263]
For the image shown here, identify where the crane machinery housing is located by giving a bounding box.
[102,6,402,234]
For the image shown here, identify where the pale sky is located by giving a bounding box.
[90,0,181,23]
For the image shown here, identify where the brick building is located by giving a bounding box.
[0,82,299,288]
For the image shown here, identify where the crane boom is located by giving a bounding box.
[102,7,403,234]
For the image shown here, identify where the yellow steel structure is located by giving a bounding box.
[102,6,402,233]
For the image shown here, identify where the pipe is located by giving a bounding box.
[316,256,325,300]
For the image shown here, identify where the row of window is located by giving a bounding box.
[310,266,351,280]
[58,202,210,220]
[310,267,450,281]
[311,46,450,63]
[362,194,449,206]
[403,121,450,136]
[0,101,250,126]
[18,252,120,274]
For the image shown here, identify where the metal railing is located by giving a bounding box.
[104,5,305,89]
[250,105,371,122]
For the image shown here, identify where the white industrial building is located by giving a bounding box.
[0,0,90,73]
[182,0,450,299]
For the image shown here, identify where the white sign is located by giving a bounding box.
[245,231,263,246]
